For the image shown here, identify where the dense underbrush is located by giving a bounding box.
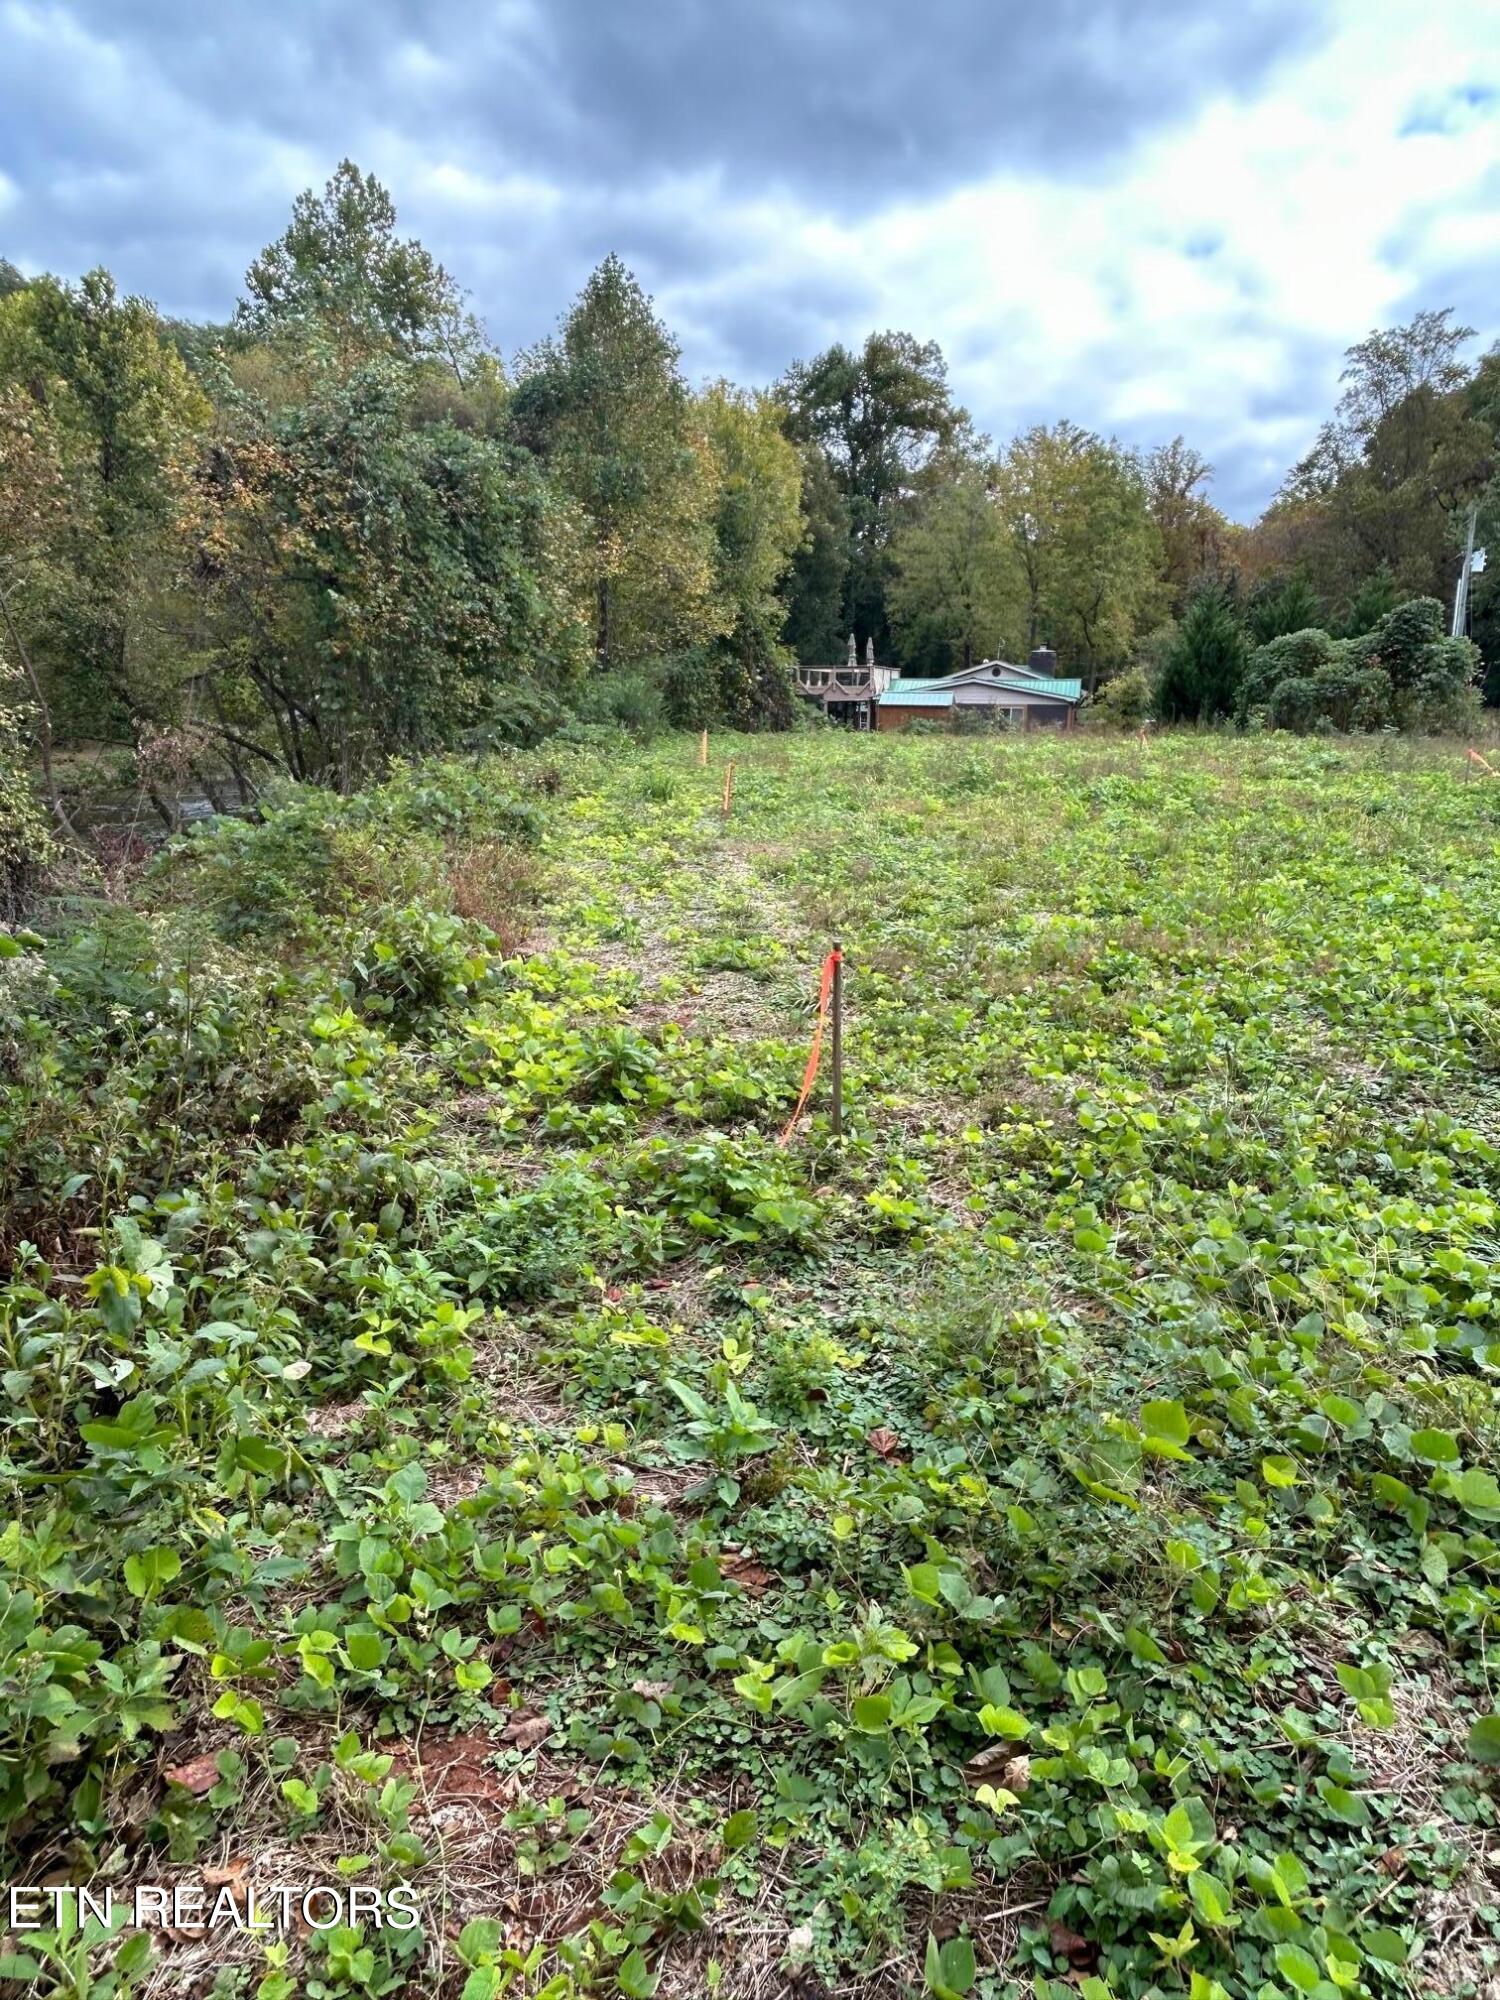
[2,732,1499,2000]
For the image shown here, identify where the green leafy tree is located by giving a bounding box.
[993,422,1163,692]
[1144,437,1231,613]
[0,269,209,742]
[511,255,719,672]
[0,650,53,920]
[696,383,804,727]
[1463,349,1500,701]
[781,442,850,664]
[238,161,482,380]
[185,363,587,787]
[1089,662,1156,727]
[780,331,965,655]
[1262,310,1493,621]
[0,385,82,838]
[1473,563,1500,706]
[887,470,1022,674]
[1156,584,1247,722]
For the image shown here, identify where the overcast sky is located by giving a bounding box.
[1,0,1496,520]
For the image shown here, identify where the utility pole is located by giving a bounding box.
[1453,502,1478,639]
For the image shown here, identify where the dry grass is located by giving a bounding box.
[445,840,542,953]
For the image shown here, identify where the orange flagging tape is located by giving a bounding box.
[778,948,840,1145]
[1467,748,1500,778]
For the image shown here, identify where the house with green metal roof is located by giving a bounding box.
[876,650,1082,732]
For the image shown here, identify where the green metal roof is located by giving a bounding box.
[880,682,954,707]
[1004,676,1082,701]
[881,672,1081,706]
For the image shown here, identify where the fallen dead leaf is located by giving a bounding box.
[390,1729,512,1805]
[866,1426,904,1461]
[721,1551,773,1595]
[163,1753,221,1796]
[1049,1920,1094,1969]
[203,1858,250,1894]
[964,1743,1012,1784]
[502,1712,553,1752]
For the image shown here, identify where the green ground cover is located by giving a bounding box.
[2,730,1500,2000]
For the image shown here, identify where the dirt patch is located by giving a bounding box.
[426,1459,492,1509]
[616,1458,703,1514]
[1292,1631,1497,1997]
[302,1397,366,1440]
[470,1321,576,1433]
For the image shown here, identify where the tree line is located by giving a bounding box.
[1,160,1497,836]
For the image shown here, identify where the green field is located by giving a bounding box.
[4,730,1500,2000]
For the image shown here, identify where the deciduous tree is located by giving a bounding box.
[696,383,804,726]
[0,269,209,741]
[780,331,965,655]
[510,256,719,673]
[185,363,588,787]
[1144,437,1231,612]
[238,161,483,382]
[1261,310,1494,621]
[780,442,850,665]
[888,470,1022,674]
[993,422,1162,692]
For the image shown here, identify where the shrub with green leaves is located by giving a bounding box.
[1241,595,1481,734]
[0,652,53,924]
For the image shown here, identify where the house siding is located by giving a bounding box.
[876,703,942,731]
[879,686,1076,732]
[951,684,1061,709]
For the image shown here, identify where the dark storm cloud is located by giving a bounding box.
[1,0,1315,313]
[16,0,1318,210]
[2,0,1488,518]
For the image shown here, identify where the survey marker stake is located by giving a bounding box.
[831,939,844,1138]
[778,942,843,1146]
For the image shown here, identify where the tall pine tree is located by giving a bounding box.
[1156,584,1248,722]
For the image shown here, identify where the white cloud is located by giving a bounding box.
[650,0,1500,514]
[0,0,1493,515]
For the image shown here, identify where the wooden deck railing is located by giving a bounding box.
[794,668,879,701]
